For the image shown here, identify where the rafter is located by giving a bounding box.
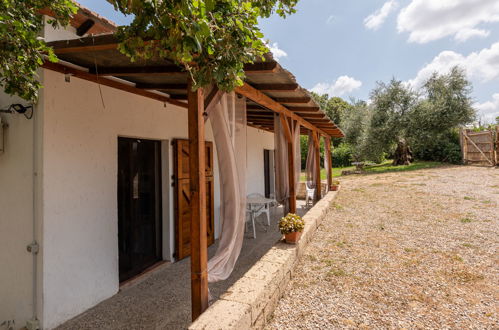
[42,61,188,109]
[235,83,331,137]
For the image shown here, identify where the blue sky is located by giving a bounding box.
[78,0,499,123]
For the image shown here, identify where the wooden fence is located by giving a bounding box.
[460,127,498,166]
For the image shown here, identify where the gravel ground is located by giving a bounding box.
[268,165,498,329]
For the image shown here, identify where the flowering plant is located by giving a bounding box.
[278,213,304,235]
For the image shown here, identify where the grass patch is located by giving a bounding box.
[300,160,443,181]
[462,243,474,248]
[363,160,443,174]
[463,196,474,200]
[460,217,473,223]
[307,254,318,262]
[327,267,348,277]
[333,203,344,210]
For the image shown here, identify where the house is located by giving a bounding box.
[0,4,343,330]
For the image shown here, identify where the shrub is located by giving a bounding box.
[332,143,353,167]
[412,129,462,164]
[279,213,305,234]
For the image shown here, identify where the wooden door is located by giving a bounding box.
[173,139,214,260]
[118,138,162,282]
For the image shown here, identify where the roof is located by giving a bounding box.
[40,2,117,36]
[46,33,343,138]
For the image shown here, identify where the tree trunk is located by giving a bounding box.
[393,139,413,165]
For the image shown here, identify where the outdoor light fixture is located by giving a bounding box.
[0,104,34,119]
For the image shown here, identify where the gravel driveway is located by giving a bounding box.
[267,165,498,329]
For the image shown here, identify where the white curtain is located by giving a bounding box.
[325,140,331,191]
[305,131,318,189]
[274,114,289,212]
[207,92,247,283]
[293,121,301,189]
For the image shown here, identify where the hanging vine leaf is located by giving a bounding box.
[109,0,298,91]
[0,0,77,101]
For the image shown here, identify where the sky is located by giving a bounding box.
[78,0,499,123]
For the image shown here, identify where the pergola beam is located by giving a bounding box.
[42,61,188,109]
[273,97,311,104]
[235,83,331,137]
[187,82,209,321]
[87,62,278,76]
[252,83,298,92]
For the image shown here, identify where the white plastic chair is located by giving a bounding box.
[305,183,315,208]
[246,193,271,238]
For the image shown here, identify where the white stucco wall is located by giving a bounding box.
[246,128,275,195]
[40,69,226,328]
[0,19,277,330]
[0,93,38,328]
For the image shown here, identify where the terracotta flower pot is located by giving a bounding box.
[285,231,302,244]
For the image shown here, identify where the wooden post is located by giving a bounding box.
[325,137,332,191]
[280,115,296,213]
[312,132,321,202]
[187,81,208,321]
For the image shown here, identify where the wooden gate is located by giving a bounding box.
[460,128,497,166]
[173,139,215,260]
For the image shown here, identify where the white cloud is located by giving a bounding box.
[454,28,490,43]
[326,15,336,25]
[475,93,499,123]
[364,0,399,30]
[397,0,499,43]
[406,42,499,88]
[311,76,362,96]
[267,42,287,61]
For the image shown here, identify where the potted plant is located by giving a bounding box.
[331,180,340,191]
[279,213,305,244]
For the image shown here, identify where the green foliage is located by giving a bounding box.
[332,143,352,167]
[412,129,462,164]
[311,93,353,147]
[109,0,298,91]
[0,0,77,101]
[358,67,475,164]
[278,213,304,234]
[310,92,352,126]
[341,99,372,162]
[365,79,416,162]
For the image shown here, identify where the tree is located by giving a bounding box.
[408,67,475,163]
[341,100,371,162]
[0,0,77,101]
[310,92,352,126]
[109,0,298,91]
[366,79,416,164]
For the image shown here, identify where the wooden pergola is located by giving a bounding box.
[43,33,344,320]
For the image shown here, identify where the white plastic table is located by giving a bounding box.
[246,196,276,238]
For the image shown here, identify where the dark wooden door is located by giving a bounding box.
[264,149,275,198]
[173,139,214,260]
[118,137,162,282]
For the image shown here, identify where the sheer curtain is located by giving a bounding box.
[206,92,247,283]
[325,140,331,192]
[274,113,289,213]
[305,131,318,189]
[293,121,301,189]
